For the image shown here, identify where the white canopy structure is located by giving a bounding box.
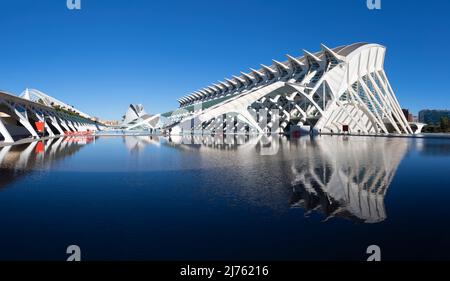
[121,104,160,131]
[0,90,98,143]
[20,88,91,119]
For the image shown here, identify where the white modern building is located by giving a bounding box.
[0,89,99,144]
[162,43,418,135]
[120,104,160,131]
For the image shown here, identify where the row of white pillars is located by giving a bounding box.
[0,103,96,144]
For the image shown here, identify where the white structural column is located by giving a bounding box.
[78,122,84,131]
[31,109,55,137]
[7,103,39,138]
[58,117,71,132]
[47,115,65,135]
[66,120,77,132]
[0,90,97,143]
[376,71,413,134]
[0,117,14,143]
[73,121,80,131]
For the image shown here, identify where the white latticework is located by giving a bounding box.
[168,43,413,135]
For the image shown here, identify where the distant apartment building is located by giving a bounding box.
[418,110,450,124]
[101,120,120,126]
[402,109,414,122]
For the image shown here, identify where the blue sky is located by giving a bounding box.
[0,0,449,119]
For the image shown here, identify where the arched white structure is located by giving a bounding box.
[120,104,160,131]
[0,90,99,143]
[20,88,91,119]
[166,43,414,135]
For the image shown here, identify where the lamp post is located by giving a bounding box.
[43,114,47,138]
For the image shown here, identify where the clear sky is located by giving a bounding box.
[0,0,449,119]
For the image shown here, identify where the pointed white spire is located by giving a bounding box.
[21,88,31,100]
[260,64,276,80]
[190,93,199,100]
[198,90,209,98]
[225,78,238,91]
[203,88,214,96]
[303,49,322,62]
[212,83,224,92]
[218,81,230,92]
[272,60,289,70]
[286,54,304,67]
[233,75,246,84]
[240,71,255,85]
[193,92,203,100]
[208,86,219,95]
[250,68,265,82]
[261,64,277,74]
[320,43,345,63]
[272,59,291,77]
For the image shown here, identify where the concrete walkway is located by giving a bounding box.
[319,132,450,139]
[0,135,63,148]
[2,132,450,148]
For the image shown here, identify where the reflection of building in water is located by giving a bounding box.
[167,134,251,148]
[290,137,408,223]
[0,137,93,189]
[162,135,408,223]
[166,134,279,152]
[123,136,160,153]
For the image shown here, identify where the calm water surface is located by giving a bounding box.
[0,135,449,260]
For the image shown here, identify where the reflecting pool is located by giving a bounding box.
[0,135,449,260]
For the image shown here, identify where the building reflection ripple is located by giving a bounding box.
[0,136,95,188]
[0,134,408,224]
[165,134,408,223]
[289,137,407,223]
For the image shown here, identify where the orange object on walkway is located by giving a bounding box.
[35,121,45,133]
[35,141,44,153]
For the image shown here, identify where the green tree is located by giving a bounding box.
[440,117,449,132]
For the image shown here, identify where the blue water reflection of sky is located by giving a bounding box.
[0,135,449,260]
